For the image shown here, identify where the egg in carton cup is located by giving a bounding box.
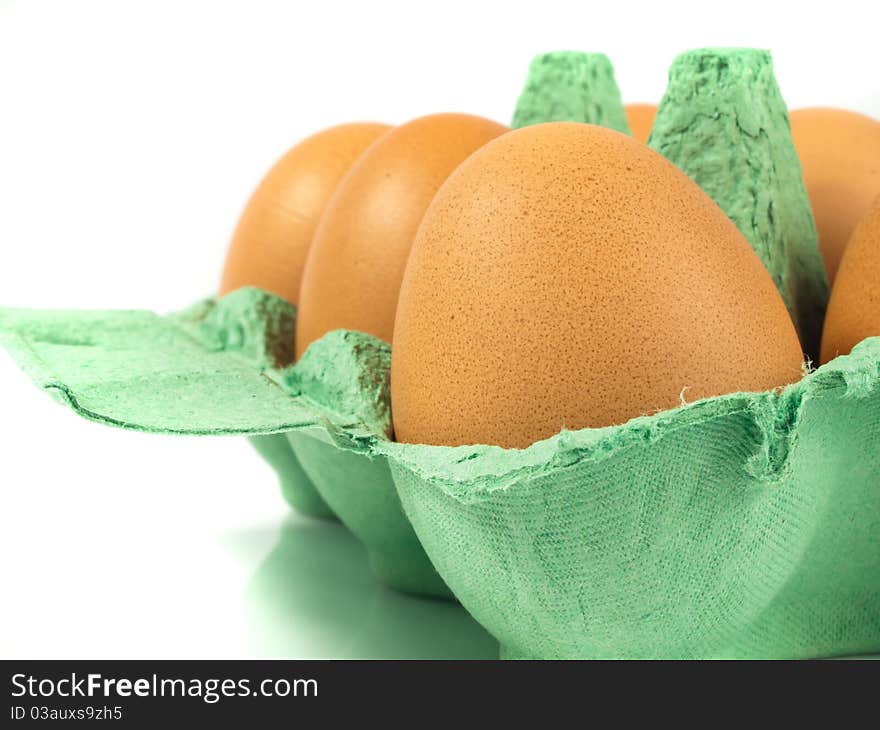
[2,49,879,657]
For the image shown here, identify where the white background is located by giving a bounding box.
[1,0,878,657]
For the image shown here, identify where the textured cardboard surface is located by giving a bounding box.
[512,51,630,132]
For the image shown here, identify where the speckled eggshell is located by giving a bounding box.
[219,122,391,304]
[391,122,805,448]
[789,108,880,283]
[820,194,880,363]
[295,113,508,359]
[625,103,657,143]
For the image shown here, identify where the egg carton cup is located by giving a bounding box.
[2,286,879,656]
[386,343,880,659]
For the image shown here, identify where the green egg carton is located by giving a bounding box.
[1,48,878,657]
[3,292,877,657]
[384,339,880,658]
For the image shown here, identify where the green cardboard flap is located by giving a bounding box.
[0,290,313,435]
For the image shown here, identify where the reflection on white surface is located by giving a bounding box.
[242,516,498,659]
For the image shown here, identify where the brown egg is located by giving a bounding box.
[295,113,508,358]
[789,107,880,282]
[820,194,880,363]
[392,122,805,448]
[219,122,391,304]
[625,103,657,144]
